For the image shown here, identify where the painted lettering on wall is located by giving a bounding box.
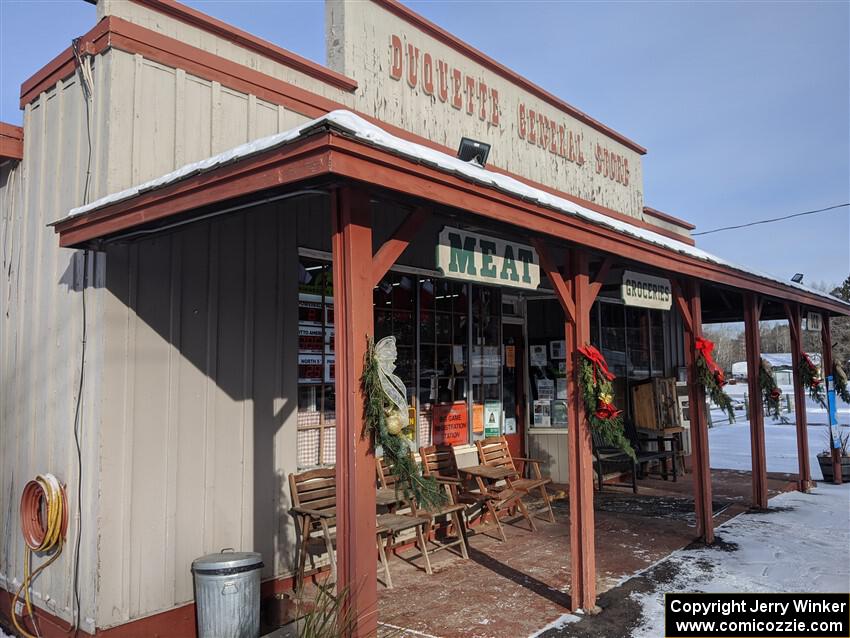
[389,33,630,182]
[436,226,540,290]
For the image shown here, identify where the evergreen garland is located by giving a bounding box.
[833,362,850,404]
[695,353,736,423]
[577,349,635,459]
[361,338,445,510]
[798,353,826,409]
[758,358,784,422]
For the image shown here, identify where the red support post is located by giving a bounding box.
[564,249,598,612]
[785,303,813,492]
[744,293,768,509]
[331,186,378,636]
[678,280,715,543]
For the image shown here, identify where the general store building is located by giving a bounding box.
[1,1,847,636]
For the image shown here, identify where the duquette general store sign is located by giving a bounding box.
[327,0,646,219]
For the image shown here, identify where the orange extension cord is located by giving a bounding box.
[12,474,68,638]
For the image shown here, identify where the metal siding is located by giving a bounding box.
[0,64,105,632]
[97,200,306,626]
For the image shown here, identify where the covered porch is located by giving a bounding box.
[53,110,849,637]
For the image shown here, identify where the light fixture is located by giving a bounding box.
[791,273,804,284]
[457,137,491,167]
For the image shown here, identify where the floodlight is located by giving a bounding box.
[791,273,804,284]
[457,137,491,167]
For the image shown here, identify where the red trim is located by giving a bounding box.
[373,0,646,155]
[18,17,685,241]
[643,206,696,231]
[51,130,850,317]
[0,122,24,161]
[129,0,357,92]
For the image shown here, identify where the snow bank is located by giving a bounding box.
[629,483,850,638]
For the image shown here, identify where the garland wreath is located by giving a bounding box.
[798,353,826,409]
[833,361,850,404]
[694,337,735,423]
[362,336,445,510]
[758,357,784,421]
[577,345,635,458]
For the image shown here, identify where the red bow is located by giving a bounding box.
[595,400,621,420]
[578,345,615,382]
[770,388,781,401]
[695,337,726,387]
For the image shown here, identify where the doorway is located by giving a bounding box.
[502,321,526,458]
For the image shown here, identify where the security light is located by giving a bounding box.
[791,273,804,284]
[457,137,491,167]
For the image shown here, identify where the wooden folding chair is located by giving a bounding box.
[420,444,531,542]
[376,456,469,567]
[475,436,556,524]
[289,467,431,593]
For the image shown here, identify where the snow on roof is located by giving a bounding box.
[731,352,821,375]
[66,110,847,309]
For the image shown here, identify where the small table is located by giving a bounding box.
[459,464,515,495]
[376,487,405,510]
[637,426,686,476]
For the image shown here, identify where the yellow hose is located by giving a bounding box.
[12,474,67,638]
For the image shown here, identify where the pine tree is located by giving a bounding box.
[830,275,850,367]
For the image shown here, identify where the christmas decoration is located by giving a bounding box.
[758,358,783,421]
[798,353,826,408]
[362,336,445,509]
[834,361,850,404]
[694,337,735,423]
[577,345,635,458]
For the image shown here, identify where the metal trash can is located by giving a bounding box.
[192,550,263,638]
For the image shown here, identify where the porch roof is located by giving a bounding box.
[53,110,849,317]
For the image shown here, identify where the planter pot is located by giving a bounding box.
[817,453,850,482]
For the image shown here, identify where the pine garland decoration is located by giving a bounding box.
[577,347,635,459]
[833,361,850,404]
[695,352,736,423]
[361,338,445,511]
[798,353,826,409]
[758,358,784,421]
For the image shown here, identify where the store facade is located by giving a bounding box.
[2,1,848,637]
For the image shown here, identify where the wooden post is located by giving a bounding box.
[532,241,604,612]
[331,186,377,636]
[744,293,768,509]
[566,249,597,612]
[785,302,813,492]
[822,315,842,485]
[674,279,715,543]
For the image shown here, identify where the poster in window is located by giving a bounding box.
[505,345,516,369]
[556,377,568,400]
[551,400,568,427]
[432,402,469,446]
[533,400,551,426]
[504,416,517,434]
[484,401,501,437]
[298,353,324,384]
[536,379,555,401]
[298,324,324,353]
[472,403,485,434]
[550,340,566,360]
[530,344,548,367]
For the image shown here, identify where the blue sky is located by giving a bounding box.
[1,0,848,289]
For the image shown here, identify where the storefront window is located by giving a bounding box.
[471,287,502,440]
[297,259,336,468]
[420,278,469,446]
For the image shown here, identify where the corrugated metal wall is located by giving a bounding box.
[0,67,106,632]
[96,197,327,626]
[1,39,316,630]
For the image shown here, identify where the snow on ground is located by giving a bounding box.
[708,390,849,480]
[0,627,12,637]
[628,483,850,638]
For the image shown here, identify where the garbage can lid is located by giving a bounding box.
[192,549,263,574]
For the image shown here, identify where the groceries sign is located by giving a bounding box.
[621,270,672,310]
[326,0,645,219]
[436,226,540,290]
